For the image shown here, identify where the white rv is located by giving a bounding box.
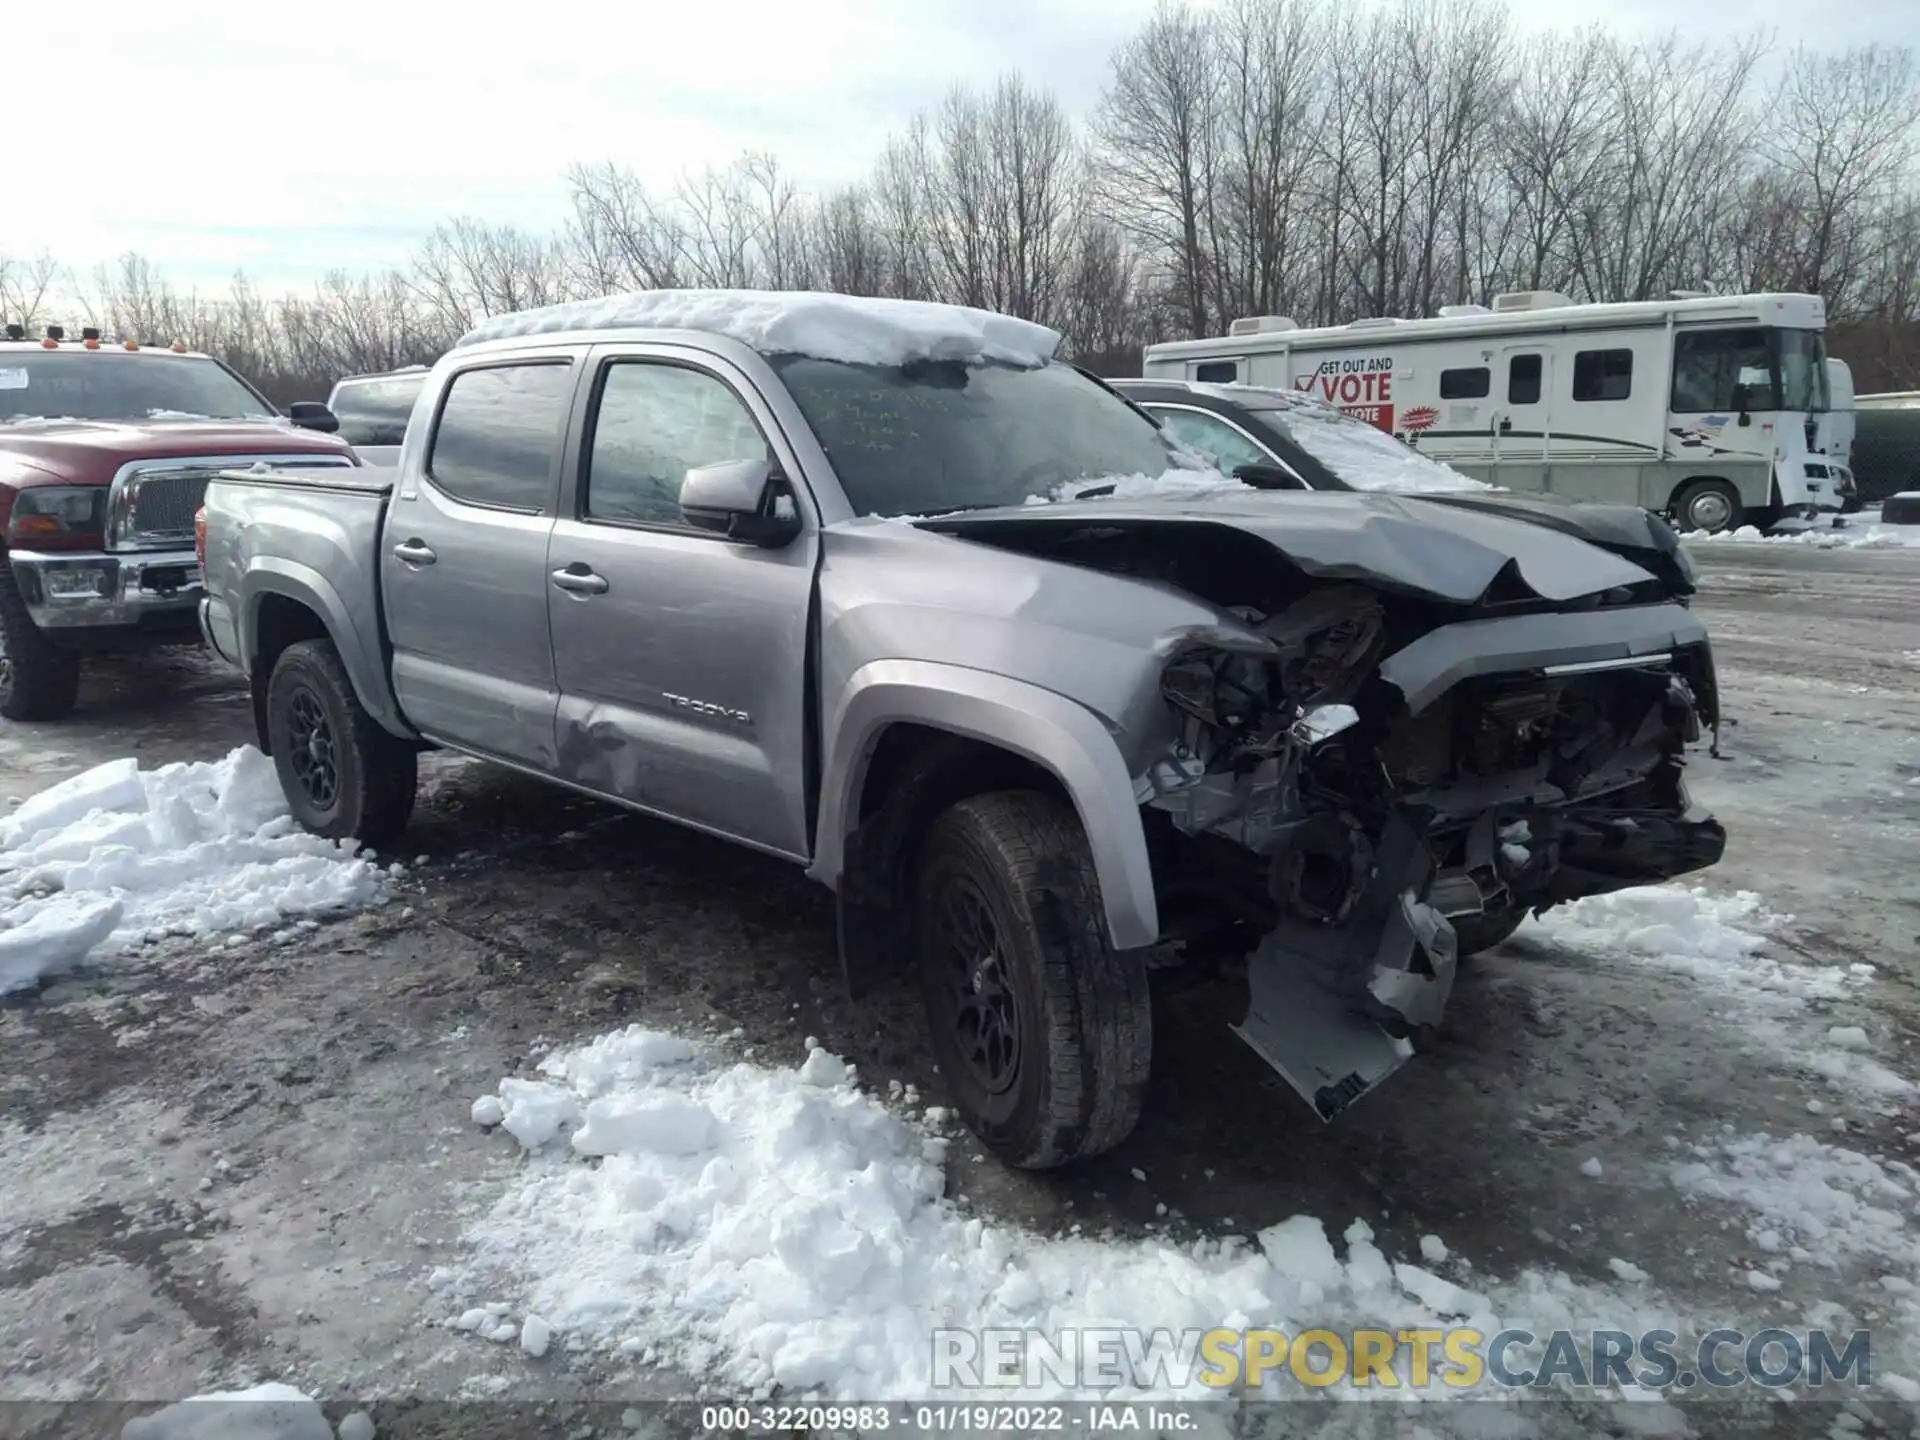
[1142,291,1856,532]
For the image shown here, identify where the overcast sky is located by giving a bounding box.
[10,0,1918,297]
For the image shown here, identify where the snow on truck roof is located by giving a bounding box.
[454,289,1063,370]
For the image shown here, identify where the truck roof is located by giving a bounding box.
[1146,291,1828,361]
[453,289,1063,370]
[1,339,210,359]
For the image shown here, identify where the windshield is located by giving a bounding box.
[1196,386,1485,493]
[767,356,1182,516]
[1779,328,1829,413]
[1671,326,1829,414]
[0,352,275,423]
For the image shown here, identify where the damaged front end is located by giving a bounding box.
[1135,586,1725,1121]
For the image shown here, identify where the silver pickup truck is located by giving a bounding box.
[198,290,1726,1168]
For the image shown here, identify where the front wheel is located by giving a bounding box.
[1671,478,1745,535]
[913,790,1152,1169]
[0,563,80,721]
[266,639,417,845]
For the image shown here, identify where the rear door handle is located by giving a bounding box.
[551,565,609,596]
[392,539,436,565]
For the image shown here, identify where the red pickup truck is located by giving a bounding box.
[0,325,358,719]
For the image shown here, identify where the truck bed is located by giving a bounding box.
[200,462,403,737]
[213,461,397,495]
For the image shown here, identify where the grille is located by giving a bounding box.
[124,469,214,544]
[109,454,355,550]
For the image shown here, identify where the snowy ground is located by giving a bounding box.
[1681,503,1920,549]
[0,542,1916,1438]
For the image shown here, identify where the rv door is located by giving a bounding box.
[1825,358,1855,466]
[1492,347,1552,495]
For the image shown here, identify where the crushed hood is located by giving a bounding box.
[913,489,1657,606]
[1399,490,1694,598]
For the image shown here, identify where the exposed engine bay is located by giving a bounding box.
[930,511,1727,1122]
[1129,570,1723,1119]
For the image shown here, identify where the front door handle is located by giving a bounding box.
[392,539,436,565]
[551,565,609,596]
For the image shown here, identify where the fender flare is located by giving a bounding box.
[240,559,412,739]
[808,658,1160,951]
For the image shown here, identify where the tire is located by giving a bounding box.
[1453,906,1526,959]
[1671,479,1745,535]
[265,639,417,845]
[912,790,1152,1169]
[0,561,81,721]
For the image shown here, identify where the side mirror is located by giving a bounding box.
[287,400,340,434]
[1232,461,1308,491]
[680,457,803,548]
[1731,384,1753,426]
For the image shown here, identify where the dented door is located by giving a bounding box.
[544,349,817,860]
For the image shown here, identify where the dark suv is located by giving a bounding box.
[324,367,429,457]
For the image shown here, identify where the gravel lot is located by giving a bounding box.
[2,539,1916,1437]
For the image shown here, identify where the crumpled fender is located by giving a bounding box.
[810,658,1160,950]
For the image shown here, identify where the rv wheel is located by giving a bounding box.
[1672,479,1744,535]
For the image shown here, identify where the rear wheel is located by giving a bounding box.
[0,563,80,721]
[1671,479,1745,535]
[266,639,417,845]
[913,790,1152,1169]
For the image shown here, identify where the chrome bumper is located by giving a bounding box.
[8,548,202,629]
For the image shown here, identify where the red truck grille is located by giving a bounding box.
[126,471,209,542]
[107,454,354,552]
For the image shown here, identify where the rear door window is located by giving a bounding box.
[426,362,574,512]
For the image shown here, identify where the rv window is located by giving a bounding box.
[1508,354,1542,405]
[1194,361,1239,383]
[1573,349,1633,403]
[1439,367,1490,400]
[1671,328,1774,413]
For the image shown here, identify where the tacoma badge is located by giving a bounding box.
[661,692,752,725]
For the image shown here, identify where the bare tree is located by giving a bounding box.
[1761,45,1920,308]
[19,2,1920,399]
[1096,4,1220,334]
[0,253,65,333]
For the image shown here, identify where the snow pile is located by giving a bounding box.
[1680,518,1920,548]
[0,748,387,995]
[453,290,1061,371]
[1052,468,1251,504]
[1670,1131,1920,1279]
[122,1383,333,1440]
[453,1027,1681,1403]
[1529,885,1909,1097]
[1528,885,1848,1002]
